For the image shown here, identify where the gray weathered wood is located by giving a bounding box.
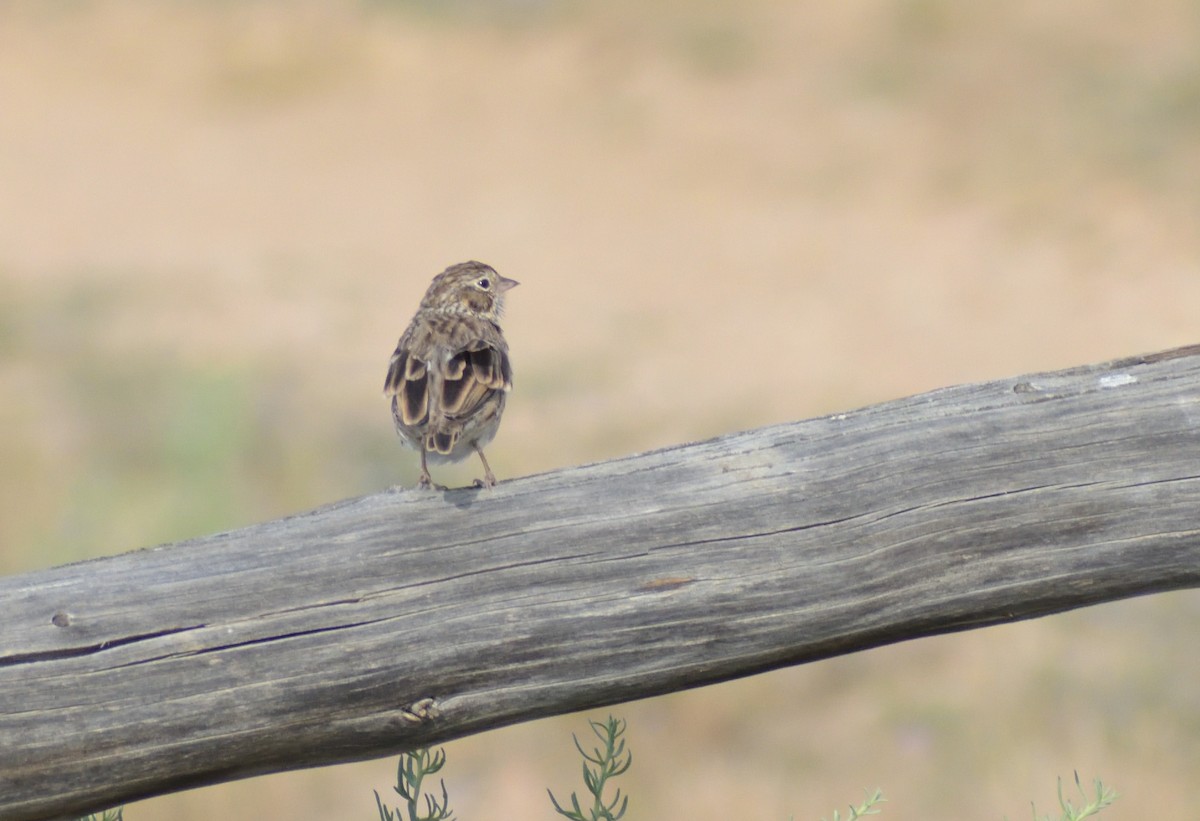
[3,346,1200,820]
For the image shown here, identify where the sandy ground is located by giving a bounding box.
[2,1,1198,818]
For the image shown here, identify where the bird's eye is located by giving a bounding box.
[476,278,491,290]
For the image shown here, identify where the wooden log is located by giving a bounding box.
[3,345,1200,820]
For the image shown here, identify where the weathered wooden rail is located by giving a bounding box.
[3,345,1200,820]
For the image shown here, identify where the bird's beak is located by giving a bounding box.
[497,276,519,292]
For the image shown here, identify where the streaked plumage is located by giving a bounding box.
[383,261,517,488]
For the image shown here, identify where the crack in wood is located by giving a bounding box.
[102,618,394,669]
[0,625,199,667]
[1111,474,1200,489]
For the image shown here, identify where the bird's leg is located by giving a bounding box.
[472,443,497,488]
[417,445,436,490]
[417,446,446,489]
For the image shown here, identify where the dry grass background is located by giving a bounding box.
[2,1,1199,818]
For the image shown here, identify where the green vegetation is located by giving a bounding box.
[1030,772,1118,821]
[374,747,454,821]
[548,716,632,821]
[67,718,1119,821]
[818,788,884,821]
[73,809,123,821]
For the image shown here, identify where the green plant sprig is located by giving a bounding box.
[374,746,454,821]
[819,788,885,821]
[1031,772,1118,821]
[74,810,123,821]
[548,716,633,821]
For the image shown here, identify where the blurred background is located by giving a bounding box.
[2,0,1198,818]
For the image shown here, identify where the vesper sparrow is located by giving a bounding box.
[383,261,518,489]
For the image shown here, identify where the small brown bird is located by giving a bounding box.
[383,261,518,489]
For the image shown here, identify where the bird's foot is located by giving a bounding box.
[417,472,448,491]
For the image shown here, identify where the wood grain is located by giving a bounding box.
[3,345,1200,820]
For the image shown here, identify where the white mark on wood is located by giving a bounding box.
[1098,374,1136,388]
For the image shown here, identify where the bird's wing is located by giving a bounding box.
[381,343,429,427]
[440,339,512,419]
